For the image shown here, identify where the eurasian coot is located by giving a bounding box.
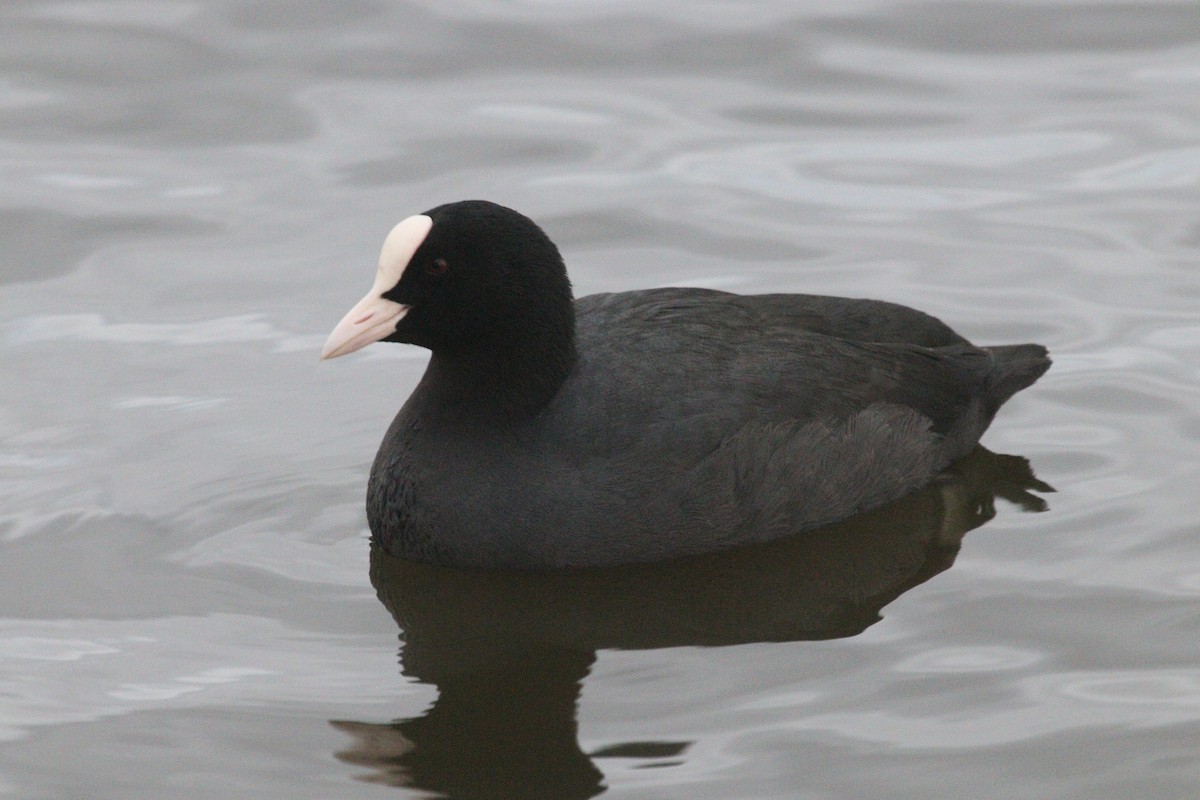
[323,200,1049,569]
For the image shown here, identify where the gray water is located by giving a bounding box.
[3,1,1199,797]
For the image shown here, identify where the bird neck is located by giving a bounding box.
[422,314,578,421]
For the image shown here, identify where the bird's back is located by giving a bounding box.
[426,289,1048,566]
[369,287,1049,568]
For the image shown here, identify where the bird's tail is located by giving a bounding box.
[983,344,1051,415]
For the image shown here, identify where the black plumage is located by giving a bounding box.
[331,200,1049,569]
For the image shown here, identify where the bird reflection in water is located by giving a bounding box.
[332,446,1051,798]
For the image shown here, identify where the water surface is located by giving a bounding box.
[2,1,1199,797]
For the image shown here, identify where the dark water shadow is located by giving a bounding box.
[332,446,1052,798]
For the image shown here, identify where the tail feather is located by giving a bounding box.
[983,344,1051,414]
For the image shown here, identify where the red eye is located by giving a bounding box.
[426,258,449,276]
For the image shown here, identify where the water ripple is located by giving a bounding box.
[787,668,1200,749]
